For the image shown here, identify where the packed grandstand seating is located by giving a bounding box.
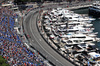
[0,6,47,66]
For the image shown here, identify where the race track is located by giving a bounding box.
[23,9,75,66]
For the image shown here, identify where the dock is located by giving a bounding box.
[42,1,100,10]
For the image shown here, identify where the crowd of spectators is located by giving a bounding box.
[0,6,47,66]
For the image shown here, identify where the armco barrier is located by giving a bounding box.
[22,8,54,66]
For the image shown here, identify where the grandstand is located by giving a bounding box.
[0,3,48,66]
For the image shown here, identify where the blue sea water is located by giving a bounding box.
[72,8,100,49]
[72,8,89,14]
[92,19,100,49]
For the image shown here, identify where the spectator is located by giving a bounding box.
[0,6,47,66]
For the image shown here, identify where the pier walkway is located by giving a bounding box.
[26,1,100,10]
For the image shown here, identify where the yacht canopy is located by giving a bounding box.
[73,34,85,37]
[88,52,100,58]
[69,38,81,40]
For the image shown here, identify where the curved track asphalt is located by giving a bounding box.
[23,9,75,66]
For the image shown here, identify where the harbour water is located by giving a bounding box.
[72,8,100,49]
[72,8,89,14]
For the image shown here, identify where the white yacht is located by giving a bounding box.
[88,52,100,65]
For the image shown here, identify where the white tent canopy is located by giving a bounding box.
[2,4,12,7]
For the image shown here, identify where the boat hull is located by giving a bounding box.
[89,7,100,18]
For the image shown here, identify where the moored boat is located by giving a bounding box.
[89,1,100,18]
